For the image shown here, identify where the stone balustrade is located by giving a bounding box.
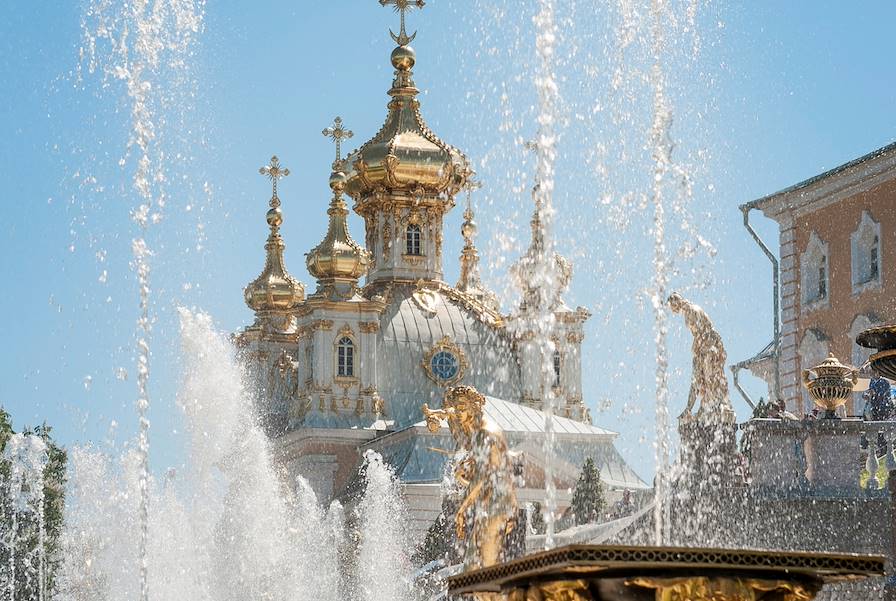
[744,417,896,494]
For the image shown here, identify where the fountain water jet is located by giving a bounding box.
[3,434,49,601]
[79,3,206,598]
[356,450,413,601]
[56,310,354,601]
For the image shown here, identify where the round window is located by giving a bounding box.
[430,350,459,381]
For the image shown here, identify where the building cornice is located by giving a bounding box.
[741,141,896,222]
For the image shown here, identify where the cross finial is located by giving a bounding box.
[464,175,482,212]
[322,117,354,171]
[259,155,290,208]
[379,0,425,46]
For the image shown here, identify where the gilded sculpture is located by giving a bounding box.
[422,386,519,570]
[667,292,735,423]
[626,576,816,601]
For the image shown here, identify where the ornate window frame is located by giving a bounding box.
[850,210,882,294]
[422,335,468,387]
[334,324,359,382]
[800,231,829,311]
[405,223,423,257]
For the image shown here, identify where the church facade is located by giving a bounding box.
[235,12,646,536]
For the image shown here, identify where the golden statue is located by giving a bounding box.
[668,292,735,424]
[422,386,519,570]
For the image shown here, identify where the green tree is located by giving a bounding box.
[571,457,605,526]
[0,408,67,599]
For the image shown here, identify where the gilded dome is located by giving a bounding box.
[306,169,371,283]
[245,156,305,314]
[344,45,470,199]
[244,236,305,312]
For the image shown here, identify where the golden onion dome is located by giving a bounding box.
[306,169,371,282]
[244,157,305,313]
[344,44,470,199]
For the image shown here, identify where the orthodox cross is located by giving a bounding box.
[379,0,425,46]
[322,117,354,170]
[259,155,290,208]
[464,175,482,212]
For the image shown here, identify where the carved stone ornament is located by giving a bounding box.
[412,281,439,316]
[359,321,380,334]
[403,253,426,266]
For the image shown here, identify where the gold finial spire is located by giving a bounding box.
[306,120,371,299]
[462,176,482,243]
[259,155,291,211]
[244,155,305,319]
[457,175,498,310]
[322,117,354,171]
[379,0,425,46]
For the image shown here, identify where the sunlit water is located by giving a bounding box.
[31,0,739,598]
[56,310,410,601]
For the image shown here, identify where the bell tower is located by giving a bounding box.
[344,0,470,286]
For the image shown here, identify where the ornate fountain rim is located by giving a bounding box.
[856,324,896,350]
[445,544,885,594]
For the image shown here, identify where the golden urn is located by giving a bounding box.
[801,353,858,418]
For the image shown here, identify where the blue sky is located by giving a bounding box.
[1,1,895,480]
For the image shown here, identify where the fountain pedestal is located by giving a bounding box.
[446,544,884,601]
[744,418,887,491]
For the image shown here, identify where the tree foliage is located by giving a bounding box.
[0,407,67,599]
[571,457,605,526]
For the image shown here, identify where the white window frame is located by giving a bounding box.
[405,224,423,256]
[850,210,882,294]
[800,231,830,311]
[335,335,356,379]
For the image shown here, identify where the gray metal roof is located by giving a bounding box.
[480,396,616,437]
[376,285,522,428]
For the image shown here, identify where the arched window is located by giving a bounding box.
[851,211,881,291]
[801,232,829,307]
[406,224,422,256]
[337,336,354,378]
[553,350,562,388]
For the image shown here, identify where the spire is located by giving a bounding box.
[306,118,371,300]
[511,140,571,313]
[244,156,305,319]
[456,177,498,310]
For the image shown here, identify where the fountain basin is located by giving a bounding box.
[446,544,884,600]
[857,324,896,381]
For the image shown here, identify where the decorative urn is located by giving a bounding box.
[856,324,896,381]
[801,353,858,418]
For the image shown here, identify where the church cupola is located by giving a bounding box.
[244,156,305,332]
[344,1,471,285]
[306,118,372,300]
